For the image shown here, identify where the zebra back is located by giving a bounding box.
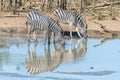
[26,10,65,45]
[27,10,45,21]
[53,8,77,25]
[53,8,87,37]
[47,17,63,35]
[26,11,49,31]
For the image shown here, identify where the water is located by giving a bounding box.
[0,37,120,80]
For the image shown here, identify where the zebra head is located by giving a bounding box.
[48,17,65,45]
[55,26,65,45]
[55,29,65,46]
[77,15,88,38]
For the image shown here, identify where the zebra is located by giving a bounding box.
[53,8,87,38]
[26,10,65,45]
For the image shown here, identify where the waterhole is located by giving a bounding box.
[0,37,120,80]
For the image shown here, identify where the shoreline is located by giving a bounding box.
[0,16,120,39]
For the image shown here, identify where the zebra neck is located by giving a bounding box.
[53,31,58,36]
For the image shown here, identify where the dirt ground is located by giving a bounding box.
[0,12,120,39]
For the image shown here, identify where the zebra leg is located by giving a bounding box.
[28,33,30,42]
[52,32,55,44]
[48,31,51,45]
[27,42,31,62]
[70,25,73,38]
[27,26,31,42]
[76,27,83,38]
[33,31,38,42]
[32,42,37,62]
[81,28,88,38]
[26,42,31,74]
[69,38,73,53]
[43,30,47,45]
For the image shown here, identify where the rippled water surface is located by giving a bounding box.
[0,37,120,80]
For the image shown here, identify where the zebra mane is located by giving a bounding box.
[48,17,63,31]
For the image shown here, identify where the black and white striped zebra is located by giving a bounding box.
[53,8,87,38]
[26,11,64,45]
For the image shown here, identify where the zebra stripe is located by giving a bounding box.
[26,43,63,75]
[53,8,87,38]
[27,11,48,32]
[26,11,64,44]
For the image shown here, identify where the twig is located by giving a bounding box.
[87,2,120,9]
[94,21,113,33]
[94,38,110,47]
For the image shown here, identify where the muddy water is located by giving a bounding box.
[0,37,120,80]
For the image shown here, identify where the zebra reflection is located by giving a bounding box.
[63,38,87,63]
[26,42,64,75]
[26,38,87,75]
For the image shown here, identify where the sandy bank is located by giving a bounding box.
[0,15,120,39]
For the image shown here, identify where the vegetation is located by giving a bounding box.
[0,0,120,20]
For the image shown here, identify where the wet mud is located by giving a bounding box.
[0,27,120,39]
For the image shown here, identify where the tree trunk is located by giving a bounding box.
[13,0,17,14]
[110,0,113,16]
[57,0,59,7]
[10,0,13,7]
[118,0,120,8]
[40,0,46,11]
[59,0,67,10]
[79,0,84,14]
[46,0,53,11]
[0,0,2,17]
[1,0,3,11]
[0,0,1,11]
[19,0,22,6]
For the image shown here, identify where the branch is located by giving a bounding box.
[94,21,113,33]
[87,2,120,9]
[94,38,110,47]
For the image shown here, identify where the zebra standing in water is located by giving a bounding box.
[26,11,64,45]
[53,8,87,38]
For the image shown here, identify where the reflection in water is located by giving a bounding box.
[0,41,10,71]
[94,38,111,47]
[26,42,64,75]
[63,38,87,63]
[55,71,115,76]
[1,38,120,80]
[26,38,88,75]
